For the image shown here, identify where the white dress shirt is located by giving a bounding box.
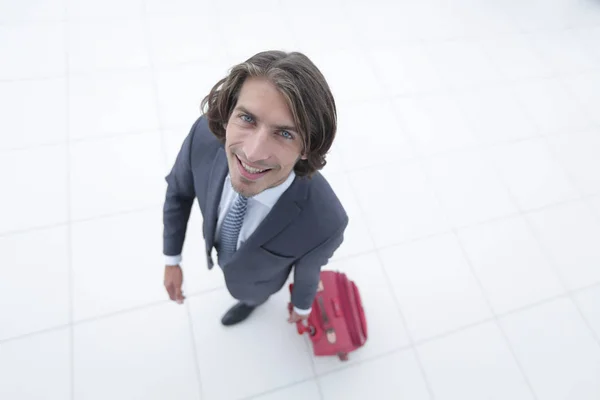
[165,170,311,315]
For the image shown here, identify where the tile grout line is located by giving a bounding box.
[366,249,437,399]
[0,73,69,83]
[182,301,206,400]
[571,294,600,347]
[527,136,600,349]
[4,276,598,356]
[0,126,193,157]
[432,57,550,397]
[139,9,169,174]
[63,5,75,399]
[307,339,326,400]
[4,273,598,346]
[0,268,600,345]
[0,17,67,25]
[0,54,240,82]
[452,228,542,400]
[1,299,179,344]
[519,207,600,353]
[139,2,205,399]
[1,323,71,345]
[554,53,600,129]
[236,375,321,400]
[501,64,600,350]
[0,204,164,237]
[1,154,597,241]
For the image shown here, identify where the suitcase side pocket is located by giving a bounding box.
[351,281,368,342]
[337,273,367,348]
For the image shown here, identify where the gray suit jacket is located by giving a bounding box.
[163,116,349,310]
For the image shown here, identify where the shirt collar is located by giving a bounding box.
[226,170,296,209]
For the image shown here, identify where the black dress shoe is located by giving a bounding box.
[221,302,256,326]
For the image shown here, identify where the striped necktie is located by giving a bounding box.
[216,193,248,265]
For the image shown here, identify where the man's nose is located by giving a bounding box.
[244,127,271,163]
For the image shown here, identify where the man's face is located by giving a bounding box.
[224,77,306,198]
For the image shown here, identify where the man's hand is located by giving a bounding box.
[287,310,309,323]
[164,265,185,304]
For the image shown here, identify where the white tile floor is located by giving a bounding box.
[1,0,600,399]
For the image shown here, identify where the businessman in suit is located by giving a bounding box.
[162,50,348,326]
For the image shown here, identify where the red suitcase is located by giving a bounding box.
[287,270,368,361]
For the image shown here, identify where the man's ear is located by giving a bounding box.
[300,153,308,160]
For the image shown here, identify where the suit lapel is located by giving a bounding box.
[203,147,228,253]
[228,176,307,264]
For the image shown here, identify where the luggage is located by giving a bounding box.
[287,270,368,361]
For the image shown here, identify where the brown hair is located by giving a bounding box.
[200,50,337,178]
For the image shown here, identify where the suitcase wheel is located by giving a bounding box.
[337,352,349,361]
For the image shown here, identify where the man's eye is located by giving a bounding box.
[240,114,253,123]
[280,130,293,139]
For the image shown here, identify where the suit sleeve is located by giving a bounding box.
[162,119,200,259]
[291,217,348,310]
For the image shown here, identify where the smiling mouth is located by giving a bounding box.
[235,155,272,179]
[241,161,268,173]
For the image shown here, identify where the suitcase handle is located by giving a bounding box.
[288,301,316,336]
[296,321,316,336]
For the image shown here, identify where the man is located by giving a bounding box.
[162,50,348,326]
